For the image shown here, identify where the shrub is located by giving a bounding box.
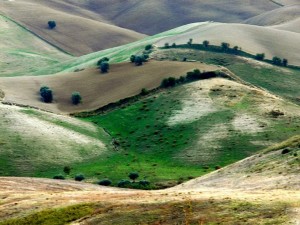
[134,56,144,66]
[272,56,282,66]
[186,69,202,80]
[171,43,177,48]
[221,42,230,51]
[281,148,290,154]
[97,57,109,66]
[164,43,169,48]
[98,179,112,186]
[118,179,131,187]
[283,58,288,67]
[48,21,56,29]
[161,77,176,88]
[203,40,209,47]
[53,174,65,180]
[177,76,186,83]
[145,44,152,51]
[255,53,265,60]
[129,172,139,182]
[140,88,149,96]
[139,180,150,186]
[63,166,71,175]
[74,174,85,182]
[187,38,193,46]
[100,61,109,73]
[71,92,82,105]
[233,46,239,51]
[130,55,136,63]
[40,87,53,103]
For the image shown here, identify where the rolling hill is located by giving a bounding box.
[244,4,300,33]
[155,22,300,66]
[0,136,299,224]
[61,0,279,35]
[0,61,217,114]
[0,0,146,56]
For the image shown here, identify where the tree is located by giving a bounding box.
[255,53,265,60]
[161,77,176,88]
[40,86,53,103]
[98,179,112,186]
[100,61,109,73]
[134,56,144,66]
[171,43,177,48]
[221,42,230,51]
[233,46,239,52]
[97,57,109,66]
[187,38,193,46]
[48,21,56,29]
[71,92,82,105]
[130,55,136,63]
[282,58,288,67]
[75,174,85,181]
[129,172,139,182]
[63,166,71,175]
[203,40,209,47]
[272,56,282,66]
[164,43,169,48]
[145,44,152,51]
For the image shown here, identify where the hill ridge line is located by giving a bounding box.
[0,13,74,56]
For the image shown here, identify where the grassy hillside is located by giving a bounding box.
[0,14,72,77]
[63,0,279,35]
[0,0,146,56]
[0,61,217,114]
[153,48,300,103]
[0,104,110,177]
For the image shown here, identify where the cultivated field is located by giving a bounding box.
[0,61,217,114]
[0,0,146,56]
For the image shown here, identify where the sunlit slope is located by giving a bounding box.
[0,0,146,56]
[244,4,300,33]
[0,14,72,77]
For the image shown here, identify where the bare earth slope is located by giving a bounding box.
[0,61,218,114]
[62,0,279,35]
[244,4,300,33]
[0,0,146,56]
[155,22,300,66]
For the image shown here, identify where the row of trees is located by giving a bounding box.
[39,86,82,105]
[255,53,288,66]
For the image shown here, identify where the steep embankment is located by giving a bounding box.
[0,61,217,114]
[0,0,146,56]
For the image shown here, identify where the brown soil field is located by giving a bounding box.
[0,0,146,56]
[0,61,218,114]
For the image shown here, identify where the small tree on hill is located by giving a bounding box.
[71,92,82,105]
[134,56,144,66]
[48,21,56,29]
[272,56,282,66]
[164,43,169,48]
[75,174,85,182]
[129,172,139,182]
[187,38,193,46]
[255,53,265,60]
[40,86,53,103]
[97,57,109,66]
[63,166,71,175]
[282,58,288,67]
[130,55,136,63]
[145,44,152,51]
[203,40,209,47]
[100,61,109,73]
[221,42,230,51]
